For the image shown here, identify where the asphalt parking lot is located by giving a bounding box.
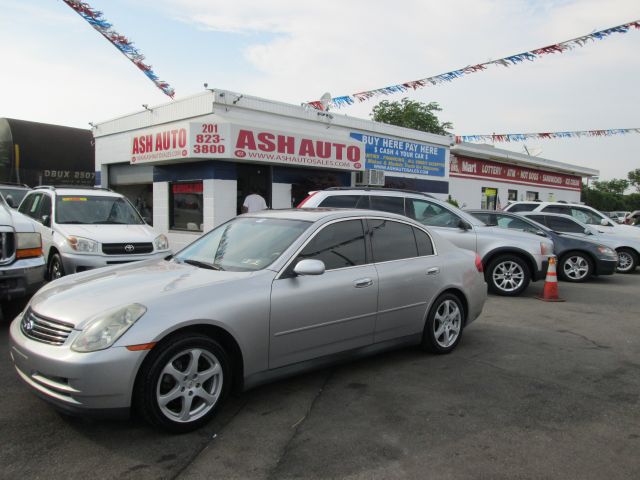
[1,272,639,480]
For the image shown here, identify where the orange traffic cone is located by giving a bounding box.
[536,256,565,302]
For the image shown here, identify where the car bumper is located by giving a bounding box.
[60,250,170,275]
[0,257,46,301]
[532,256,550,282]
[9,315,147,415]
[594,257,618,276]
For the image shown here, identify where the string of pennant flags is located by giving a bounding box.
[307,19,640,110]
[61,0,175,98]
[456,128,640,144]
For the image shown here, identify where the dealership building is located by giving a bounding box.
[93,90,598,249]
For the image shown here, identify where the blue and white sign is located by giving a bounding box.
[350,132,447,176]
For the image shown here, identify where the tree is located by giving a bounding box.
[591,178,629,196]
[371,98,453,135]
[628,169,640,193]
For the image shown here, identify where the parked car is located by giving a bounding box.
[299,188,554,296]
[466,210,617,282]
[504,201,640,238]
[625,210,640,226]
[17,186,171,279]
[607,211,631,224]
[0,183,31,209]
[10,208,487,432]
[0,194,46,303]
[519,212,640,273]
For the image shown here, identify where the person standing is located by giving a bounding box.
[242,189,267,213]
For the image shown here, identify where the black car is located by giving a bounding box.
[466,210,618,282]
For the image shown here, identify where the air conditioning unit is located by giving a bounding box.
[355,169,385,186]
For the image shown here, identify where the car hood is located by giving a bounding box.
[603,223,640,239]
[29,259,255,329]
[0,203,38,232]
[55,224,159,243]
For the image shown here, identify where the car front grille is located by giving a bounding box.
[0,228,15,265]
[21,309,74,346]
[102,242,153,255]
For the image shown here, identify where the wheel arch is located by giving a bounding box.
[425,287,469,327]
[482,247,537,278]
[558,249,597,274]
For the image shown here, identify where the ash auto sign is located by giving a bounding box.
[350,133,447,176]
[231,126,364,171]
[130,124,189,163]
[450,155,582,191]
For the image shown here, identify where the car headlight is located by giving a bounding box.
[71,304,147,352]
[67,236,99,254]
[154,234,169,251]
[540,241,554,256]
[15,232,43,259]
[597,245,616,257]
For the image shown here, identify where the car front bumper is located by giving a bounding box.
[9,315,147,416]
[60,250,170,275]
[0,257,46,301]
[594,257,618,276]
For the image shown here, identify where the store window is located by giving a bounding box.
[526,191,539,201]
[481,187,498,210]
[170,181,203,232]
[508,189,518,202]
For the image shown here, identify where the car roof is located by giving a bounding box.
[242,208,422,224]
[33,186,122,197]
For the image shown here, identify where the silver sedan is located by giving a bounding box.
[10,209,487,432]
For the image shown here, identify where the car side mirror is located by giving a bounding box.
[41,215,51,227]
[584,228,594,235]
[293,259,325,276]
[534,229,546,237]
[458,219,472,231]
[600,218,610,226]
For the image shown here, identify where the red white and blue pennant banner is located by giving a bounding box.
[456,128,640,144]
[61,0,175,98]
[307,19,640,110]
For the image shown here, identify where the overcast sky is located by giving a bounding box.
[1,0,638,181]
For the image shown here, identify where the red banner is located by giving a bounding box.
[450,155,582,191]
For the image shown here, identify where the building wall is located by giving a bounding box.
[449,177,581,209]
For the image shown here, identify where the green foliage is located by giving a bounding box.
[628,168,640,193]
[591,178,629,195]
[371,98,453,135]
[582,186,640,212]
[446,195,459,207]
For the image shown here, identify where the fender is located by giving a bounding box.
[482,247,539,277]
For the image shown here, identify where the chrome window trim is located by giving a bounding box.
[276,216,437,280]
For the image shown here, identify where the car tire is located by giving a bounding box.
[134,333,231,433]
[559,251,593,282]
[48,253,65,280]
[485,254,531,296]
[616,248,638,274]
[421,293,465,354]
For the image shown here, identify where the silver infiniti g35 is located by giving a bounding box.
[10,209,487,432]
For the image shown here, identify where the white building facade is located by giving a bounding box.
[94,90,453,250]
[449,143,598,210]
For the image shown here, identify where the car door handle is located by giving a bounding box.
[426,267,440,276]
[353,278,374,288]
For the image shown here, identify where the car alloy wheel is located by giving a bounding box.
[422,293,465,354]
[616,248,638,274]
[486,253,531,297]
[48,253,65,280]
[136,333,230,433]
[560,253,593,282]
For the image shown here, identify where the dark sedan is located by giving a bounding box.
[466,210,618,282]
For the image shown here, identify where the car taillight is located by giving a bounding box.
[296,191,319,208]
[475,253,483,273]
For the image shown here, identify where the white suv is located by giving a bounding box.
[18,187,171,279]
[300,188,554,296]
[504,201,640,239]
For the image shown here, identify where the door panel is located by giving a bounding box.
[269,265,378,368]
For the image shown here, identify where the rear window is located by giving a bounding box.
[318,195,370,209]
[369,219,418,262]
[369,196,405,215]
[507,203,538,213]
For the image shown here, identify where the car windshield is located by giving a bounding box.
[175,217,311,272]
[55,195,145,224]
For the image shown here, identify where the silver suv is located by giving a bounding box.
[18,186,171,279]
[0,195,45,303]
[300,188,554,296]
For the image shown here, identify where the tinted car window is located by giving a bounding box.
[408,199,460,228]
[570,207,604,226]
[369,219,418,262]
[413,227,434,256]
[369,196,405,215]
[18,194,36,217]
[545,216,585,233]
[298,220,366,270]
[507,203,538,212]
[542,205,570,215]
[526,215,548,226]
[39,194,52,221]
[496,215,537,232]
[318,195,360,208]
